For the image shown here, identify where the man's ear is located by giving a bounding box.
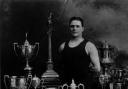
[82,27,85,32]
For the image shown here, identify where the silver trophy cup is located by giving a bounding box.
[4,75,27,89]
[13,33,39,71]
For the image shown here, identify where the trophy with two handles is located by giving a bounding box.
[60,79,85,89]
[4,33,40,89]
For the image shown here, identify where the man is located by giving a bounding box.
[59,17,101,89]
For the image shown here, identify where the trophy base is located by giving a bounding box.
[24,66,32,71]
[41,62,60,88]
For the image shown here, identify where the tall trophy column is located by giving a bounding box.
[99,41,115,89]
[41,12,60,89]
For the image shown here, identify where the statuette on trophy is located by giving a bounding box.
[70,79,77,89]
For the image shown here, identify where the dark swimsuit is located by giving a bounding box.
[60,39,95,89]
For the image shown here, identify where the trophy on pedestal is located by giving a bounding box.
[101,41,114,64]
[99,41,116,89]
[41,12,60,89]
[4,33,39,89]
[13,33,39,76]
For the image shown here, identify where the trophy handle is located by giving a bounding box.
[61,84,69,89]
[41,78,45,88]
[4,75,9,89]
[13,42,18,56]
[78,83,85,89]
[35,42,39,56]
[27,75,32,89]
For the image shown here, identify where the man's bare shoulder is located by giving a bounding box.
[86,41,96,49]
[59,42,66,52]
[85,41,98,53]
[86,41,96,48]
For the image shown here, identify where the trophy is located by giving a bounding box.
[13,33,39,76]
[31,75,41,89]
[101,41,114,64]
[61,79,85,89]
[99,41,117,89]
[41,12,60,89]
[4,75,27,89]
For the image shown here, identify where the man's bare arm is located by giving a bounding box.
[86,42,101,72]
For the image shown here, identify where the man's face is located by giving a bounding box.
[69,20,84,37]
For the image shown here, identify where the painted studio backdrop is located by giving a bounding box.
[2,0,128,88]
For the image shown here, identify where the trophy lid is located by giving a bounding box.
[102,58,114,64]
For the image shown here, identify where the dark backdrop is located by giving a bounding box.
[1,0,69,88]
[2,0,128,88]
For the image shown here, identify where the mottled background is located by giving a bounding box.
[1,0,128,88]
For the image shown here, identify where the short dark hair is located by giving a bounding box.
[69,16,84,26]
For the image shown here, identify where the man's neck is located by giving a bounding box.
[70,36,84,42]
[69,36,84,47]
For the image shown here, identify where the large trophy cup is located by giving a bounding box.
[13,33,39,76]
[4,33,39,89]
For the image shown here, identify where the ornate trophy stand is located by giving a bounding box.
[99,41,114,89]
[13,33,39,77]
[41,12,60,89]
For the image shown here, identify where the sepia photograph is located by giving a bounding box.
[1,0,128,89]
